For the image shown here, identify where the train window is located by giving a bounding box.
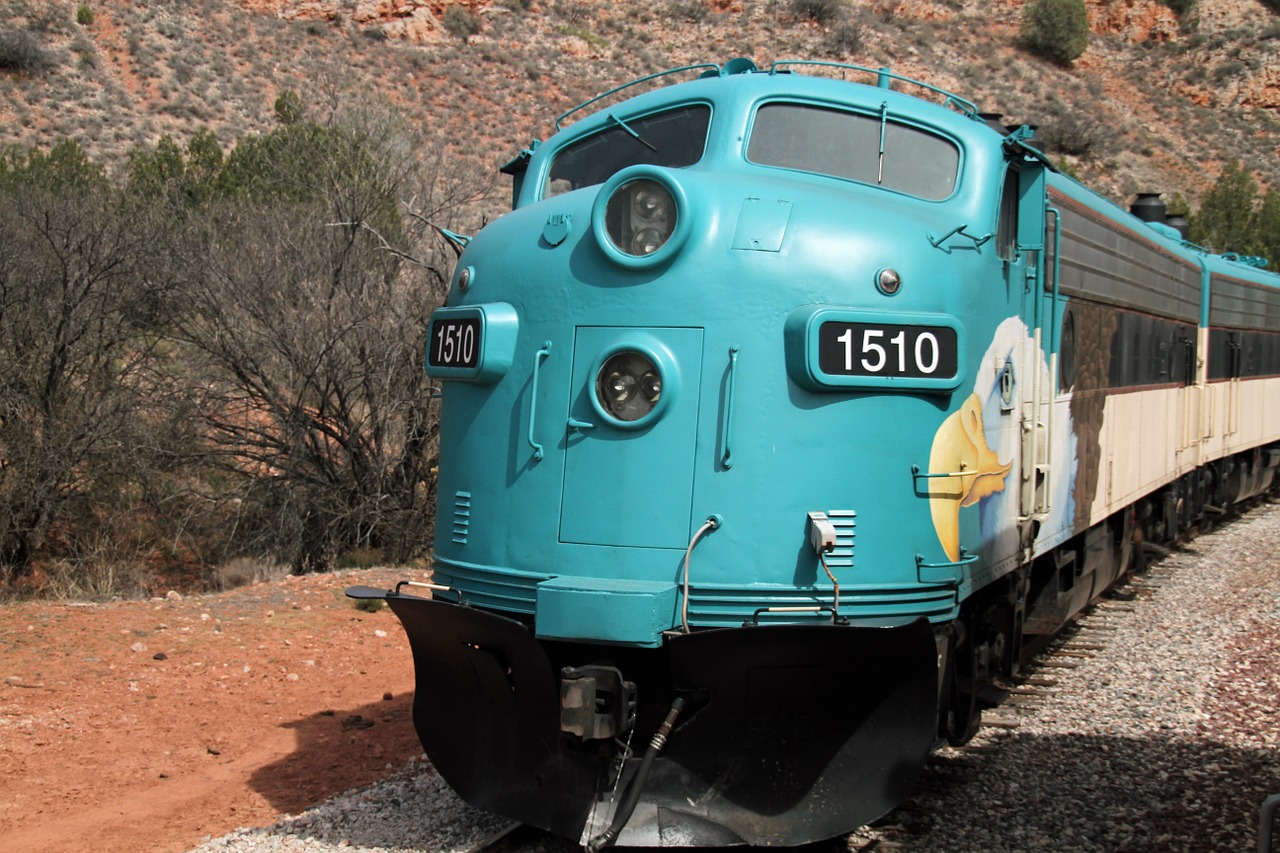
[543,105,711,197]
[746,103,958,200]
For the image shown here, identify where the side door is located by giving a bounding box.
[998,157,1051,530]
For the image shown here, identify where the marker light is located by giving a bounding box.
[877,268,903,295]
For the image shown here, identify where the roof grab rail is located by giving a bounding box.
[552,58,981,132]
[768,60,979,116]
[556,62,725,130]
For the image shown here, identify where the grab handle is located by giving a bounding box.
[527,341,552,462]
[721,346,740,469]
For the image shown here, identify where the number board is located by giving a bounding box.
[429,317,481,370]
[423,303,519,384]
[818,322,958,379]
[783,306,965,393]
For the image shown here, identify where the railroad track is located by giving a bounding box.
[847,535,1192,852]
[462,822,854,853]
[463,822,553,853]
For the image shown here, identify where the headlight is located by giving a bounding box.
[607,179,674,256]
[596,351,662,422]
[592,167,691,268]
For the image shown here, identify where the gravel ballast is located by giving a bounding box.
[192,503,1280,853]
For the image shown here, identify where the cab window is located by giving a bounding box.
[544,105,711,197]
[746,102,959,200]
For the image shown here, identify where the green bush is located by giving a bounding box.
[1042,111,1101,157]
[442,5,482,42]
[1212,61,1246,82]
[76,5,94,25]
[0,29,55,73]
[1020,0,1089,65]
[790,0,847,24]
[1190,160,1259,254]
[1157,0,1195,15]
[825,18,864,56]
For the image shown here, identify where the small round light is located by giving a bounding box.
[596,351,661,422]
[640,371,661,403]
[633,186,667,220]
[877,268,902,295]
[605,370,636,404]
[457,265,474,293]
[631,228,666,255]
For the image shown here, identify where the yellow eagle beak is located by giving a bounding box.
[928,393,1013,563]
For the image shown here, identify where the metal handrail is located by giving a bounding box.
[555,63,723,130]
[768,60,979,116]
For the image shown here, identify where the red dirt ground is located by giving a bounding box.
[0,568,427,853]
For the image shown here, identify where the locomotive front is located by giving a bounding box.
[352,60,1027,847]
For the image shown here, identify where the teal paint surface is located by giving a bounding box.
[535,576,678,646]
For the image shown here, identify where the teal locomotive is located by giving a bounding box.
[349,59,1280,847]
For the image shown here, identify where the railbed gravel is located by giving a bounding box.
[192,502,1280,853]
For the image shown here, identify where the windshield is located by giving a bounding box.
[544,104,711,197]
[747,103,959,200]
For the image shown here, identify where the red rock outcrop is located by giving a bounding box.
[1087,0,1181,43]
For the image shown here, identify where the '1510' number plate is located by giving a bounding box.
[428,317,481,370]
[818,321,958,379]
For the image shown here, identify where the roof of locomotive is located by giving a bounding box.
[515,59,1280,290]
[508,59,1012,210]
[550,58,995,144]
[555,59,982,130]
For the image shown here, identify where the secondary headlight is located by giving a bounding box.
[596,351,662,422]
[593,168,691,268]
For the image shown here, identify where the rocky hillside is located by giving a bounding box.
[1,0,1278,215]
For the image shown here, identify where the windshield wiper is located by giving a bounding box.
[609,113,658,152]
[877,101,887,185]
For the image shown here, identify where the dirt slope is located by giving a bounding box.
[0,568,425,853]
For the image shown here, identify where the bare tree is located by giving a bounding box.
[168,107,490,571]
[0,168,172,587]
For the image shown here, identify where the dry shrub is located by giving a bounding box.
[213,556,289,591]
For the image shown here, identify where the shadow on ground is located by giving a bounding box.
[247,719,1279,852]
[248,690,422,815]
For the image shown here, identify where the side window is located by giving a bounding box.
[996,167,1019,261]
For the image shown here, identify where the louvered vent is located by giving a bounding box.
[824,509,856,569]
[452,491,472,545]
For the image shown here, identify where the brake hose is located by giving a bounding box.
[586,696,686,852]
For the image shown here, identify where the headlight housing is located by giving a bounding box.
[587,337,678,429]
[610,179,674,255]
[596,350,663,422]
[592,167,691,268]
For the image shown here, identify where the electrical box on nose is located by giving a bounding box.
[808,511,837,554]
